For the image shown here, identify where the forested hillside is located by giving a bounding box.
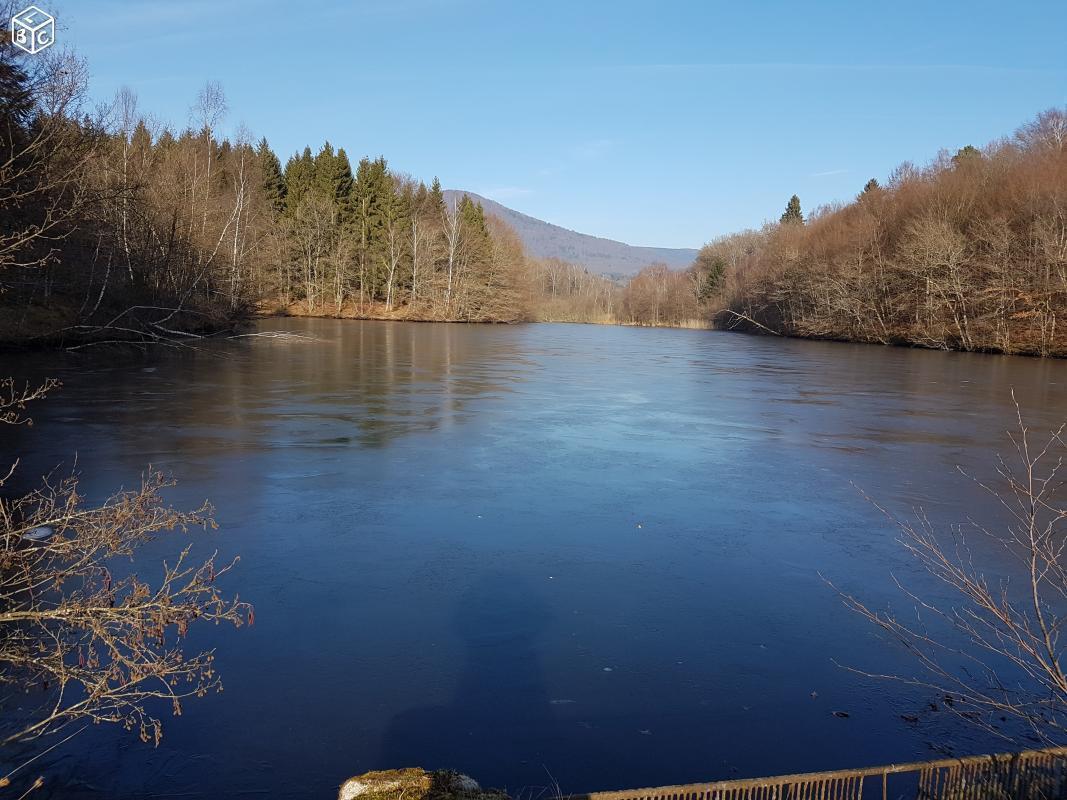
[4,36,1066,354]
[697,109,1067,356]
[269,152,529,323]
[0,36,697,344]
[0,43,535,345]
[0,48,263,345]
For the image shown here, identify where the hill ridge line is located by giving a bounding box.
[443,189,697,277]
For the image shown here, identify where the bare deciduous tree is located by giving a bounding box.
[0,382,251,788]
[836,396,1067,743]
[0,41,98,281]
[710,106,1067,356]
[442,197,462,314]
[621,263,702,327]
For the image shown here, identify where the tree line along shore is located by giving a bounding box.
[1,40,1065,354]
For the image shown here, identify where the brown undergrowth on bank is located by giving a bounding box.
[700,108,1067,356]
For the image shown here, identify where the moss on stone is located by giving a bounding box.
[338,768,509,800]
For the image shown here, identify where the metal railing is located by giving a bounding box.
[566,746,1067,800]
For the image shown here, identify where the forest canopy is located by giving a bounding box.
[697,108,1067,356]
[0,40,546,343]
[2,33,1066,354]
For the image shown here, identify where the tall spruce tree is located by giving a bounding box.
[283,146,315,212]
[131,121,153,155]
[381,176,412,309]
[312,142,353,208]
[413,181,429,209]
[352,156,391,302]
[257,138,286,214]
[333,148,354,209]
[952,144,982,166]
[780,194,803,225]
[460,195,493,277]
[312,142,334,199]
[858,178,881,204]
[429,176,445,219]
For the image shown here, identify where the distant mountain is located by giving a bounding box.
[443,190,697,278]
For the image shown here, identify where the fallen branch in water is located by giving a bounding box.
[225,331,318,342]
[722,310,782,336]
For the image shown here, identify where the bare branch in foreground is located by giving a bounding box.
[832,393,1067,743]
[0,379,251,787]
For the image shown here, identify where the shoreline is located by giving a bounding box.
[1,299,1061,359]
[260,307,1066,359]
[260,299,714,330]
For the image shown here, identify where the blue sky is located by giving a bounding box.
[52,0,1067,248]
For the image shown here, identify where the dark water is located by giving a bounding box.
[2,319,1067,798]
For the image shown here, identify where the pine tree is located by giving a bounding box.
[857,178,881,204]
[352,156,391,303]
[333,148,354,209]
[313,142,353,207]
[780,194,803,225]
[693,251,726,302]
[460,196,491,262]
[381,177,411,310]
[131,121,153,152]
[459,195,489,237]
[952,144,982,166]
[311,144,356,211]
[312,141,336,199]
[459,195,493,304]
[130,122,153,177]
[428,176,446,220]
[413,181,429,209]
[256,138,286,214]
[0,55,33,132]
[0,50,44,270]
[283,146,315,212]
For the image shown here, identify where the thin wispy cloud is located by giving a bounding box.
[810,169,848,177]
[70,0,267,51]
[83,0,223,25]
[570,138,615,160]
[601,62,1061,77]
[81,0,465,29]
[477,187,534,201]
[536,137,617,180]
